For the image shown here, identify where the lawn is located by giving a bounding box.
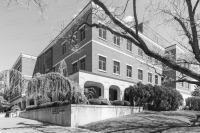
[80,111,200,133]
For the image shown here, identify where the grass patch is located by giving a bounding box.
[80,111,200,133]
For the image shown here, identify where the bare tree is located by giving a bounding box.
[5,0,200,85]
[83,0,200,85]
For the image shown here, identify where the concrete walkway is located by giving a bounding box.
[0,117,97,133]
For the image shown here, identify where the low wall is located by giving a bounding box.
[20,104,143,127]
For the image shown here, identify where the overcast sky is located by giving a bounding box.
[0,0,171,71]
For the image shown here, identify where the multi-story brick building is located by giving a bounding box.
[33,2,163,101]
[9,2,192,106]
[10,53,36,110]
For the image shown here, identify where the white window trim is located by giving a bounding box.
[98,36,107,42]
[138,68,143,81]
[113,59,121,63]
[98,54,107,71]
[98,54,107,58]
[72,60,78,65]
[98,69,107,73]
[126,65,132,78]
[155,74,158,85]
[113,60,120,75]
[79,55,86,60]
[79,24,85,30]
[113,73,121,76]
[147,72,153,83]
[126,41,132,52]
[113,35,120,47]
[126,63,132,67]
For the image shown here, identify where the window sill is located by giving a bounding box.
[98,69,107,73]
[113,73,121,76]
[138,79,143,81]
[98,36,107,42]
[113,43,120,48]
[80,38,86,42]
[126,76,132,79]
[126,49,132,53]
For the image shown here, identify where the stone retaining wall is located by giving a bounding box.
[19,104,143,127]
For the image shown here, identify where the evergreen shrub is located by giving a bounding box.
[125,82,183,111]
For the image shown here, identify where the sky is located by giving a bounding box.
[0,0,171,71]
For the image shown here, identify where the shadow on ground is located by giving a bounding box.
[80,111,200,133]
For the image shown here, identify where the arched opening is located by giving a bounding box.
[84,81,104,99]
[109,85,120,101]
[29,99,34,105]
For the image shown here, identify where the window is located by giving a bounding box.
[99,56,106,71]
[185,82,190,89]
[113,35,120,46]
[99,24,107,40]
[45,49,52,72]
[138,47,143,57]
[148,73,152,83]
[80,58,85,70]
[80,25,85,41]
[127,65,132,78]
[147,56,152,62]
[138,69,143,80]
[113,61,120,74]
[72,62,78,73]
[127,40,132,52]
[155,75,158,85]
[180,82,184,87]
[17,65,22,72]
[63,43,67,55]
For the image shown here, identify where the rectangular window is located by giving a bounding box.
[72,62,78,73]
[113,35,120,46]
[63,43,67,55]
[99,24,107,40]
[127,40,132,52]
[147,56,152,62]
[80,58,85,70]
[155,75,158,85]
[99,56,106,71]
[17,65,22,72]
[185,82,190,89]
[45,49,52,73]
[138,47,143,57]
[148,73,152,83]
[127,65,132,78]
[80,25,85,41]
[180,82,184,87]
[113,61,120,74]
[138,69,143,80]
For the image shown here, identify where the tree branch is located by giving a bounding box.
[92,0,200,82]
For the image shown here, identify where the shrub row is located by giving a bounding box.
[185,97,200,111]
[26,100,70,111]
[125,82,183,111]
[88,98,130,106]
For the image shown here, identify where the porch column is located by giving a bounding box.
[103,82,110,100]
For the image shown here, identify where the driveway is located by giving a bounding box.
[0,117,96,133]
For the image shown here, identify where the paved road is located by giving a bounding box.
[0,117,96,133]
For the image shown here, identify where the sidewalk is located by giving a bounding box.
[0,117,96,133]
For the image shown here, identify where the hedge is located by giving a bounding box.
[186,97,200,111]
[112,100,124,106]
[125,82,183,111]
[26,101,70,111]
[88,99,101,105]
